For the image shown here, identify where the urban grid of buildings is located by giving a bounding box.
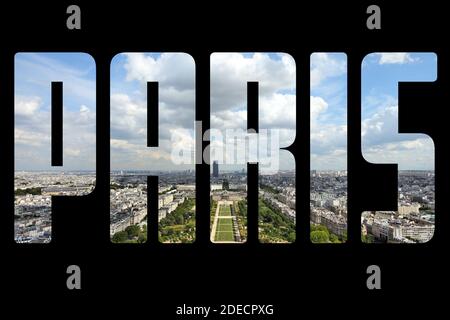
[14,167,434,244]
[361,171,435,243]
[310,170,348,239]
[109,171,196,242]
[14,171,95,243]
[310,170,435,243]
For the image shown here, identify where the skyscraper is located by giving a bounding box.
[213,161,219,177]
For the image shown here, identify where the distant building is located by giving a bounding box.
[211,184,223,191]
[398,203,420,216]
[222,179,229,190]
[310,208,346,236]
[176,184,195,191]
[213,161,219,177]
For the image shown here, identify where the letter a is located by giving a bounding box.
[366,5,381,30]
[366,265,381,290]
[66,265,81,290]
[66,5,81,30]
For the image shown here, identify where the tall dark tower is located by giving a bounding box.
[213,160,219,177]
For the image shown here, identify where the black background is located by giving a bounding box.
[0,0,448,317]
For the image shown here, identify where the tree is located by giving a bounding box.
[310,230,329,243]
[112,231,128,243]
[125,225,141,238]
[329,233,341,243]
[138,233,147,243]
[362,234,373,243]
[15,187,42,196]
[287,232,296,243]
[311,224,329,235]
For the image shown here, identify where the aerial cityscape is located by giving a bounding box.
[359,52,436,243]
[14,171,95,243]
[13,52,436,244]
[13,168,434,244]
[210,165,296,244]
[310,170,347,243]
[310,52,348,243]
[361,171,435,243]
[309,170,435,243]
[110,170,196,243]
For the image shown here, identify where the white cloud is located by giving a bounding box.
[124,53,195,90]
[111,53,196,170]
[65,148,81,157]
[361,105,425,147]
[362,138,434,170]
[110,93,147,141]
[376,53,417,65]
[14,128,48,147]
[15,96,96,170]
[260,93,296,131]
[15,53,97,171]
[362,105,399,145]
[310,53,346,88]
[210,53,296,170]
[361,105,434,169]
[211,53,295,112]
[15,96,41,116]
[310,94,348,170]
[211,109,247,130]
[310,96,328,121]
[309,53,348,170]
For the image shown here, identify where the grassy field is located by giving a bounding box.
[215,219,235,241]
[219,204,232,216]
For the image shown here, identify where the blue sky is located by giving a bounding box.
[361,52,436,170]
[15,53,95,107]
[14,52,436,172]
[210,52,296,173]
[110,52,296,172]
[110,53,196,171]
[310,52,347,170]
[311,52,436,171]
[15,53,96,171]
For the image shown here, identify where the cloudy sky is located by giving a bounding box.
[210,52,296,173]
[311,52,436,171]
[111,52,296,172]
[110,53,196,171]
[310,53,347,170]
[361,52,436,170]
[15,52,435,172]
[15,53,96,171]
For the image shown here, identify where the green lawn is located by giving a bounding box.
[217,219,232,230]
[219,204,232,216]
[215,217,234,241]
